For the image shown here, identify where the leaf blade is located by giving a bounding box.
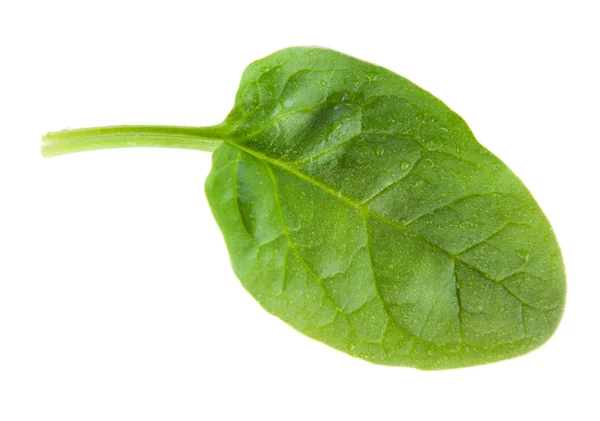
[206,47,566,369]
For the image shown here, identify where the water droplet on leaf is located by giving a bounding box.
[517,250,530,264]
[365,72,378,83]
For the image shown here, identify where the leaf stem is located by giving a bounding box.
[41,125,226,158]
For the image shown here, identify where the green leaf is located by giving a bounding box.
[42,47,566,370]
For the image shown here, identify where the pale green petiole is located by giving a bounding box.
[41,125,225,158]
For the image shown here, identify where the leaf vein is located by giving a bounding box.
[262,160,354,335]
[362,154,425,204]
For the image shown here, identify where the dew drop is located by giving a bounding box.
[517,250,530,264]
[400,161,410,170]
[348,342,356,352]
[365,72,378,83]
[376,146,385,156]
[320,80,331,88]
[328,123,343,140]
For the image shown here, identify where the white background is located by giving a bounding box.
[1,1,598,420]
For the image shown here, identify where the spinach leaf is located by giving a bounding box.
[42,47,565,369]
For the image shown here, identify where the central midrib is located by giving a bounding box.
[223,139,537,313]
[226,139,469,348]
[229,140,463,260]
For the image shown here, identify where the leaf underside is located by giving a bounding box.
[205,47,565,369]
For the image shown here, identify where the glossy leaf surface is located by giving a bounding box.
[205,48,565,369]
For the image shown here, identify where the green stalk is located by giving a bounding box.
[41,125,226,158]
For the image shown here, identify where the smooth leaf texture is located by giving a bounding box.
[204,47,565,369]
[43,47,566,370]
